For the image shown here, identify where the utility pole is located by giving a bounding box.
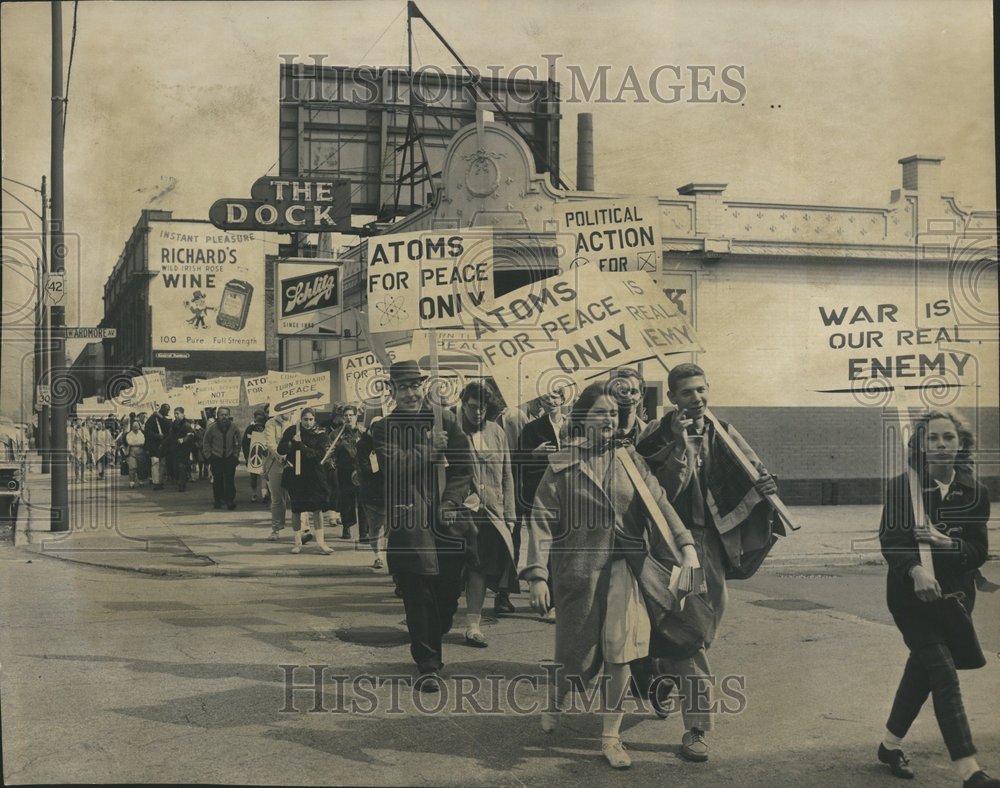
[50,0,68,531]
[40,176,51,474]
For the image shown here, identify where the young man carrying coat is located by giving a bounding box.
[369,360,473,693]
[635,363,778,763]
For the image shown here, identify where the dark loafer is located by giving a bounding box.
[494,594,516,615]
[878,744,914,779]
[414,673,442,694]
[964,771,1000,788]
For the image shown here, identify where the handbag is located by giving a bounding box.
[936,592,986,670]
[617,447,713,661]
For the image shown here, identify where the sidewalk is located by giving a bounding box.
[14,454,999,577]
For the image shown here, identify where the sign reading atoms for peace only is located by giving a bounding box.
[559,198,662,273]
[366,230,494,333]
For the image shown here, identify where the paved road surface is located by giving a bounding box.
[2,533,998,785]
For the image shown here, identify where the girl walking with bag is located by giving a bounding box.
[523,380,701,769]
[878,409,995,787]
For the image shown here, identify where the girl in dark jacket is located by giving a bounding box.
[878,409,995,788]
[278,408,333,555]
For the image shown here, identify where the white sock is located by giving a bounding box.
[883,730,904,750]
[955,756,981,781]
[466,613,481,631]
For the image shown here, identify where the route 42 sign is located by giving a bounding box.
[44,272,65,306]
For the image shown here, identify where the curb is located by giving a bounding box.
[16,543,385,579]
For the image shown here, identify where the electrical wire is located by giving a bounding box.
[1,187,43,221]
[1,176,42,194]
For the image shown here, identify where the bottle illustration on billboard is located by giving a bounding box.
[216,279,254,331]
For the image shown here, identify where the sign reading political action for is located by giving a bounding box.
[264,372,331,416]
[275,260,344,336]
[147,220,265,370]
[558,198,662,273]
[465,270,700,406]
[366,230,494,333]
[193,376,243,408]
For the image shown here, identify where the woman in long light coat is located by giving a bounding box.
[524,380,700,769]
[457,381,518,648]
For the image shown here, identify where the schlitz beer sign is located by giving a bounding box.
[209,175,351,233]
[275,259,345,336]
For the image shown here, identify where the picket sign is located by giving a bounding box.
[708,409,798,533]
[892,389,934,572]
[653,356,798,533]
[428,328,447,495]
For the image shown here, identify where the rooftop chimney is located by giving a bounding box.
[899,155,944,193]
[577,113,594,191]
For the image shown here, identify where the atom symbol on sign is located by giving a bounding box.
[376,295,407,327]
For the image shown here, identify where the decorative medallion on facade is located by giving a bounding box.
[463,149,506,197]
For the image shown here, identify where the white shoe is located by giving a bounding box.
[129,482,136,489]
[290,545,301,554]
[373,557,384,570]
[601,737,631,769]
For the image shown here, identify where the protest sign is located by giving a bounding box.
[75,397,114,419]
[464,270,699,406]
[247,431,267,475]
[264,372,331,416]
[244,370,296,405]
[193,376,243,408]
[113,373,168,413]
[366,230,494,333]
[165,384,203,417]
[340,345,409,404]
[558,198,662,273]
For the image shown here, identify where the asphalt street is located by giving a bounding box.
[2,503,998,786]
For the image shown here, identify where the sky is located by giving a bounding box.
[1,0,995,420]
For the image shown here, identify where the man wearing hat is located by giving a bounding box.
[369,360,473,692]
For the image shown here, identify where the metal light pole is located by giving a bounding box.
[50,0,68,530]
[40,176,51,473]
